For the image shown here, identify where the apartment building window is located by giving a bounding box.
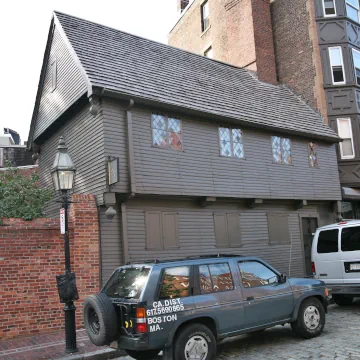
[213,213,242,248]
[151,114,182,150]
[219,127,244,158]
[346,0,360,22]
[352,48,360,85]
[271,136,292,164]
[323,0,336,16]
[337,118,355,159]
[201,0,210,32]
[308,142,319,167]
[204,46,213,58]
[329,47,346,85]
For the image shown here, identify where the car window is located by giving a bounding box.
[239,261,278,288]
[103,266,151,299]
[159,266,190,299]
[341,226,360,252]
[199,263,234,294]
[317,229,339,253]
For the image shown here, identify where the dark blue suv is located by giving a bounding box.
[84,255,328,360]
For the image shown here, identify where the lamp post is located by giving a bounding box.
[51,136,78,354]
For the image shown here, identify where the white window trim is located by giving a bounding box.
[322,0,337,17]
[337,118,355,159]
[346,0,360,22]
[329,47,346,85]
[352,48,360,85]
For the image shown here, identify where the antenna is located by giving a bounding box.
[289,234,293,277]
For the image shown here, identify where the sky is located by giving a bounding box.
[0,0,178,144]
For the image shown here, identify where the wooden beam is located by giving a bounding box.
[248,198,263,209]
[200,196,216,208]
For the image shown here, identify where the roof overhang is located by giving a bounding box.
[342,187,360,200]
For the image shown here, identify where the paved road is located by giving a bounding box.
[116,299,360,360]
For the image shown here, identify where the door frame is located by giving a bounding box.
[298,213,320,277]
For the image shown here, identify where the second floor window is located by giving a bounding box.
[337,118,355,159]
[219,127,244,158]
[329,47,346,85]
[323,0,336,16]
[201,0,210,32]
[271,136,292,164]
[346,0,360,22]
[151,114,182,150]
[352,48,360,85]
[308,142,319,167]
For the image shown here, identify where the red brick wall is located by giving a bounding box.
[0,194,100,339]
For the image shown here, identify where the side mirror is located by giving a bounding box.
[279,274,287,284]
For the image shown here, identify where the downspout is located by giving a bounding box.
[126,99,136,199]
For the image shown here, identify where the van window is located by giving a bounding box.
[341,227,360,252]
[159,266,190,299]
[317,229,339,253]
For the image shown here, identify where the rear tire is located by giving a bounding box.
[83,293,118,346]
[291,297,325,339]
[333,295,354,306]
[174,323,216,360]
[125,349,160,360]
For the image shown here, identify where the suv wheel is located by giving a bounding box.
[291,297,325,339]
[174,323,216,360]
[125,349,160,360]
[83,293,118,346]
[333,295,354,306]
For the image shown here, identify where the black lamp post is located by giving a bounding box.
[51,136,78,354]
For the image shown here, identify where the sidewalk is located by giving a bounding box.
[0,329,124,360]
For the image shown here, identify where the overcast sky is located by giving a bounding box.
[0,0,178,143]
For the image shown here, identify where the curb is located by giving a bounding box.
[56,348,126,360]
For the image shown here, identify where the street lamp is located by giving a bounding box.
[52,136,78,354]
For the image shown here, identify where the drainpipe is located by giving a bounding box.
[126,99,136,199]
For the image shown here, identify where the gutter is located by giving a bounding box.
[93,86,340,144]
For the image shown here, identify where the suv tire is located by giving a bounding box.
[174,323,216,360]
[125,349,160,360]
[83,293,118,346]
[291,297,325,339]
[333,295,354,306]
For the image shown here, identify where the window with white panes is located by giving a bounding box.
[337,118,355,159]
[352,48,360,85]
[308,142,319,167]
[151,114,182,150]
[201,1,210,32]
[323,0,336,16]
[271,136,292,164]
[219,127,244,158]
[346,0,360,22]
[329,47,346,85]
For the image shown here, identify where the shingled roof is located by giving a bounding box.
[39,12,339,142]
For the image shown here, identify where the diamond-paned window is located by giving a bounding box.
[271,136,292,164]
[151,114,182,150]
[308,142,319,168]
[219,127,244,158]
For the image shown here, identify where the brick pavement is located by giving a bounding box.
[116,300,360,360]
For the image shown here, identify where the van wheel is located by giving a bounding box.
[333,295,354,306]
[291,297,325,339]
[83,293,118,346]
[174,323,216,360]
[125,349,160,360]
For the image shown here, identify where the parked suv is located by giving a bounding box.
[311,220,360,306]
[84,255,328,360]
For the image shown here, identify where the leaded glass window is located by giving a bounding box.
[151,114,182,150]
[271,136,292,164]
[308,142,319,168]
[219,127,244,158]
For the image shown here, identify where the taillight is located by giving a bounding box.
[136,308,147,333]
[311,262,316,275]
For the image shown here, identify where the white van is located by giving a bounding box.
[311,220,360,305]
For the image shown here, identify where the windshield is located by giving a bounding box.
[103,266,151,299]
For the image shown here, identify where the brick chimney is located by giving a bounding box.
[177,0,190,13]
[251,0,277,85]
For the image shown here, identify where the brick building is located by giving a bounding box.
[169,0,360,218]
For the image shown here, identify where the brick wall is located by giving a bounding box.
[168,0,277,84]
[0,194,100,339]
[271,0,328,120]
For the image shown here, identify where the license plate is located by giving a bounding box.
[350,263,360,271]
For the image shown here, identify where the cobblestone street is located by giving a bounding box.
[117,299,360,360]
